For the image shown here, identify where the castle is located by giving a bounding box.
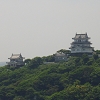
[7,33,94,65]
[55,33,94,62]
[69,33,94,56]
[7,54,25,67]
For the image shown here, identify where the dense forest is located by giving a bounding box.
[0,50,100,100]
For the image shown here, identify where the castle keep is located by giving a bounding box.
[69,33,94,56]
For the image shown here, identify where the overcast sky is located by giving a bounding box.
[0,0,100,61]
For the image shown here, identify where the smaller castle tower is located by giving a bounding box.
[69,33,94,56]
[7,53,25,67]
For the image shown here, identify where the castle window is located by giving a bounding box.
[83,49,85,51]
[78,40,81,42]
[72,49,75,51]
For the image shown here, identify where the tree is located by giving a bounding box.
[13,96,26,100]
[57,49,71,54]
[75,57,81,66]
[82,54,89,64]
[95,50,100,54]
[93,54,98,60]
[24,59,31,64]
[42,55,55,62]
[87,58,94,65]
[28,57,43,69]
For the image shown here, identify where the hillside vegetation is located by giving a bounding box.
[0,54,100,100]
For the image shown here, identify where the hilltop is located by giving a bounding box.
[0,52,100,100]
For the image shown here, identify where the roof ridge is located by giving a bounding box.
[76,34,87,35]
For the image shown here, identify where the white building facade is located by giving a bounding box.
[69,33,94,56]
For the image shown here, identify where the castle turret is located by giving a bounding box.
[7,53,25,67]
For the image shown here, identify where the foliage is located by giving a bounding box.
[57,49,71,54]
[24,59,31,64]
[28,57,43,69]
[42,55,55,62]
[95,50,100,54]
[0,53,100,100]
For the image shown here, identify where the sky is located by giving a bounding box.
[0,0,100,61]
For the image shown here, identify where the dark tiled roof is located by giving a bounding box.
[71,41,92,44]
[74,33,88,39]
[70,46,93,49]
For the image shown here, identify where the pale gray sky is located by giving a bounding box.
[0,0,100,61]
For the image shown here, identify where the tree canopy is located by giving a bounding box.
[0,52,100,100]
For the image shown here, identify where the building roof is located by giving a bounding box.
[73,33,90,39]
[70,46,93,49]
[8,54,24,59]
[71,41,92,44]
[55,52,66,57]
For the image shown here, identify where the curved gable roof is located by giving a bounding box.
[9,54,23,59]
[75,33,88,39]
